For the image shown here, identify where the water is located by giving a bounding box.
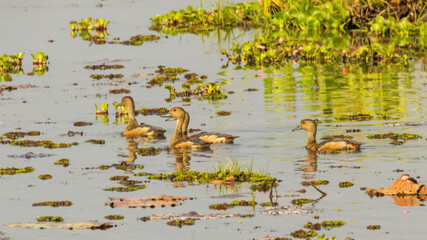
[1,0,426,239]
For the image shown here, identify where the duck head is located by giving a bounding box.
[292,119,317,132]
[121,96,135,110]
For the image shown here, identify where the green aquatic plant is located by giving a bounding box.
[32,201,73,207]
[166,219,195,228]
[209,200,256,210]
[30,52,48,65]
[70,18,109,31]
[3,131,40,139]
[149,168,276,185]
[321,220,346,229]
[0,139,77,149]
[291,229,317,238]
[136,107,169,116]
[84,64,124,70]
[301,180,329,186]
[85,139,105,144]
[135,147,161,156]
[367,133,422,141]
[95,103,109,115]
[103,185,146,192]
[291,198,315,206]
[36,216,64,222]
[339,181,354,188]
[0,166,35,175]
[54,159,70,167]
[39,174,52,180]
[104,215,124,220]
[367,225,381,230]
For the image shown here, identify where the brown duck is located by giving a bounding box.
[292,119,362,152]
[121,96,166,138]
[168,107,211,150]
[181,109,238,144]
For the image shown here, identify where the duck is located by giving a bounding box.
[181,109,238,144]
[167,107,211,150]
[121,96,166,138]
[292,119,362,152]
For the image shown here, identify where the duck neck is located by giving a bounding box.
[125,103,138,131]
[306,129,317,146]
[182,112,189,139]
[169,118,184,149]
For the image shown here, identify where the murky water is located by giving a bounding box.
[1,1,426,239]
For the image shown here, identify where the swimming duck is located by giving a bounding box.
[168,107,211,150]
[121,96,166,138]
[181,110,238,144]
[292,119,362,152]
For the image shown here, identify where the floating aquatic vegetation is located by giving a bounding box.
[135,147,161,156]
[133,172,148,177]
[165,82,227,101]
[114,34,161,46]
[136,107,169,116]
[84,64,124,70]
[367,133,422,141]
[209,200,256,210]
[291,229,317,238]
[320,135,353,140]
[95,104,109,115]
[8,152,53,159]
[90,74,123,80]
[97,161,144,171]
[250,180,278,192]
[0,140,77,149]
[32,201,73,207]
[367,225,381,230]
[113,102,128,116]
[54,159,70,167]
[166,219,194,228]
[26,64,49,77]
[291,199,315,206]
[3,131,40,139]
[0,167,35,175]
[103,185,146,192]
[70,18,109,32]
[109,176,129,181]
[36,216,63,222]
[39,174,52,180]
[106,195,194,208]
[30,52,48,66]
[301,180,329,186]
[109,88,130,94]
[304,222,322,231]
[118,180,143,186]
[0,53,25,82]
[216,111,231,116]
[336,114,373,121]
[85,139,105,144]
[149,169,276,185]
[321,220,346,229]
[73,121,92,127]
[104,215,124,220]
[8,222,115,230]
[339,182,354,188]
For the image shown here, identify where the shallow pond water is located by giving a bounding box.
[0,0,427,239]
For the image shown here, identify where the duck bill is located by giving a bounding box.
[292,125,302,132]
[161,113,176,121]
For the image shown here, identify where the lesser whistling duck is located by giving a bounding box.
[168,107,211,150]
[292,119,362,152]
[181,110,238,144]
[121,96,166,138]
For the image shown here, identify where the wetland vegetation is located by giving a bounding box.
[0,0,426,239]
